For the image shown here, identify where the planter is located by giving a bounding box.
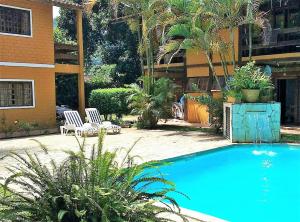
[0,128,59,139]
[242,89,260,103]
[227,96,241,104]
[260,88,274,102]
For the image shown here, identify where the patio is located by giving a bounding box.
[0,123,230,178]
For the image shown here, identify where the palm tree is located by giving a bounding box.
[201,0,248,69]
[157,0,222,90]
[246,0,271,60]
[203,0,270,64]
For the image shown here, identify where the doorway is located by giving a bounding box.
[277,78,300,125]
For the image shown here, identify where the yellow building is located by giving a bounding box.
[0,0,85,129]
[153,0,300,126]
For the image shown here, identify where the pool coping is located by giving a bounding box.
[159,142,300,163]
[153,142,300,222]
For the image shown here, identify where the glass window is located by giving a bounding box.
[186,77,225,91]
[274,11,285,29]
[0,81,34,108]
[288,9,300,28]
[186,77,209,91]
[0,5,31,36]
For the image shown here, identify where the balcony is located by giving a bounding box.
[241,28,300,57]
[54,43,79,65]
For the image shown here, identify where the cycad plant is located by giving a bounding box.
[0,131,187,222]
[129,77,177,129]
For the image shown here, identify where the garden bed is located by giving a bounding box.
[0,128,59,139]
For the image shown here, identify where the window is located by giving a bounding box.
[288,9,300,28]
[186,77,226,92]
[0,80,34,108]
[0,5,32,36]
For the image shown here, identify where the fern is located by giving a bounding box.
[0,130,187,222]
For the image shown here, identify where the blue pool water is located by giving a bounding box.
[149,144,300,222]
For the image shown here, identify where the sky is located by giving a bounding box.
[53,6,60,18]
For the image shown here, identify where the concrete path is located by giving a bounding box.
[0,127,230,176]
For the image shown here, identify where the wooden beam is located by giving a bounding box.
[55,53,78,62]
[55,64,80,74]
[76,10,85,117]
[55,43,78,52]
[144,63,184,69]
[242,52,300,62]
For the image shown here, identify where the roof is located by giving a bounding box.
[33,0,83,10]
[51,0,83,9]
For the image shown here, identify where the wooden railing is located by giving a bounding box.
[241,27,300,57]
[54,43,79,65]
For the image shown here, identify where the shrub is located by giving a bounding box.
[0,131,187,222]
[89,88,134,118]
[85,65,119,107]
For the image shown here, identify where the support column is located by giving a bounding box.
[76,10,85,117]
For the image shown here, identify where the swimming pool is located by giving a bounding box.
[151,144,300,222]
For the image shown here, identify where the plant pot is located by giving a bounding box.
[260,88,274,102]
[242,89,260,103]
[227,96,241,104]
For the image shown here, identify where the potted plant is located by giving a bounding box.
[225,90,242,103]
[260,86,275,102]
[229,62,273,103]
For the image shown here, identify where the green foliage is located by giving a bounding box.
[0,131,187,222]
[57,1,141,85]
[53,27,76,45]
[188,94,223,133]
[85,64,117,105]
[224,89,242,100]
[0,115,44,135]
[281,133,300,143]
[228,62,273,90]
[88,64,126,87]
[128,78,176,129]
[89,88,134,118]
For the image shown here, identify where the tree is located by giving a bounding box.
[157,0,222,90]
[56,0,141,85]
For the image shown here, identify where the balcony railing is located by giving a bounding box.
[55,43,79,65]
[241,27,300,57]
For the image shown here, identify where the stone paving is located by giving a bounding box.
[0,125,230,176]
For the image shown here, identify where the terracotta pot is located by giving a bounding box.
[242,89,260,103]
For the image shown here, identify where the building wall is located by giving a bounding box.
[0,66,56,127]
[0,0,56,128]
[0,0,54,64]
[185,29,239,124]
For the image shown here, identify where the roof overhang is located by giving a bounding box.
[30,0,84,10]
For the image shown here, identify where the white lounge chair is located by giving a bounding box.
[61,111,96,136]
[85,108,121,134]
